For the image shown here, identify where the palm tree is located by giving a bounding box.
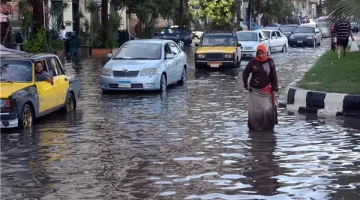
[324,0,360,21]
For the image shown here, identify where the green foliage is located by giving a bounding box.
[260,0,294,24]
[24,28,64,54]
[189,0,235,27]
[18,0,34,41]
[324,0,360,22]
[24,28,46,53]
[106,12,123,48]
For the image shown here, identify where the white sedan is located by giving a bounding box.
[100,39,187,92]
[236,30,271,60]
[261,28,289,53]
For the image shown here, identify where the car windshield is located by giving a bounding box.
[201,34,235,46]
[113,43,162,60]
[0,60,33,82]
[262,31,270,38]
[237,32,258,41]
[295,27,315,33]
[279,26,297,32]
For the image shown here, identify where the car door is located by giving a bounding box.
[46,57,69,107]
[164,43,176,84]
[169,42,183,81]
[34,60,57,112]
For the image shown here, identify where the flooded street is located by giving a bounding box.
[2,39,360,199]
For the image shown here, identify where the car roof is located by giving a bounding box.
[279,24,299,27]
[1,53,58,62]
[126,39,170,44]
[299,23,317,27]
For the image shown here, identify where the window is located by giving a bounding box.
[201,34,236,46]
[164,43,173,55]
[46,59,58,76]
[0,60,33,82]
[113,43,162,60]
[275,31,282,37]
[169,42,181,54]
[258,33,263,40]
[271,32,277,38]
[49,58,65,76]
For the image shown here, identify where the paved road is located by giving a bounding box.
[1,38,360,200]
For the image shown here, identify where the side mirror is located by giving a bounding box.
[107,54,112,59]
[166,54,175,59]
[194,43,199,47]
[271,36,277,39]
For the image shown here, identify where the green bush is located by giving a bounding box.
[24,28,46,53]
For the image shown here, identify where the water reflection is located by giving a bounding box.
[244,131,280,196]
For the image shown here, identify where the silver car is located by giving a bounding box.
[100,39,188,92]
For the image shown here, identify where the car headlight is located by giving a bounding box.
[140,68,157,76]
[101,68,112,76]
[306,36,314,39]
[290,36,295,39]
[224,54,233,58]
[196,54,205,59]
[0,99,11,108]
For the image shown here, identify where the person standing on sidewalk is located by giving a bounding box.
[242,44,279,131]
[334,17,354,59]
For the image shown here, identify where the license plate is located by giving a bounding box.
[118,80,131,88]
[242,54,251,57]
[209,62,220,68]
[297,40,303,43]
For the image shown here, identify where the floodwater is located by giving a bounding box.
[1,39,360,200]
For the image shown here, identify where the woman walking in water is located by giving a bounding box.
[242,44,278,131]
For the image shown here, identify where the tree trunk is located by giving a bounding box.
[101,0,108,47]
[31,0,44,34]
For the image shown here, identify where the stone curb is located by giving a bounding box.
[283,80,360,118]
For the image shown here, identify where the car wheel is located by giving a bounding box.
[178,67,187,84]
[160,73,167,92]
[19,104,33,129]
[282,45,287,53]
[64,92,75,112]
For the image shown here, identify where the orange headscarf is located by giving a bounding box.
[255,44,268,62]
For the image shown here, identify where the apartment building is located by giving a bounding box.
[290,0,319,19]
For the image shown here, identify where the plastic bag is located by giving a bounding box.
[350,42,359,52]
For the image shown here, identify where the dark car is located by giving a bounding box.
[279,24,299,39]
[153,28,192,48]
[288,25,322,47]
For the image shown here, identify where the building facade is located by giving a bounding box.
[290,0,319,19]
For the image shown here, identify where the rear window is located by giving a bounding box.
[0,60,33,82]
[280,26,298,32]
[201,34,236,46]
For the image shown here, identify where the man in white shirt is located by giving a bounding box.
[59,25,66,40]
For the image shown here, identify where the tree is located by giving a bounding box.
[30,0,44,33]
[101,0,108,47]
[259,0,293,25]
[189,0,235,27]
[324,0,360,22]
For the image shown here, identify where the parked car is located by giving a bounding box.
[260,29,289,53]
[153,28,192,48]
[351,21,359,33]
[236,30,271,60]
[192,31,204,39]
[0,53,81,129]
[289,24,322,47]
[194,30,242,69]
[240,21,262,30]
[317,22,331,38]
[100,39,187,92]
[279,24,299,39]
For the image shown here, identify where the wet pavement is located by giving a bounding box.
[2,38,360,200]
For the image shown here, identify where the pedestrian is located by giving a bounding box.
[330,25,336,52]
[59,25,66,40]
[243,44,278,131]
[334,17,355,59]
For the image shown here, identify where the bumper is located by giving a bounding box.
[100,74,161,91]
[0,112,19,128]
[289,39,314,46]
[195,60,236,68]
[241,51,256,60]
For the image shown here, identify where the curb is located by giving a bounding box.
[284,81,360,118]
